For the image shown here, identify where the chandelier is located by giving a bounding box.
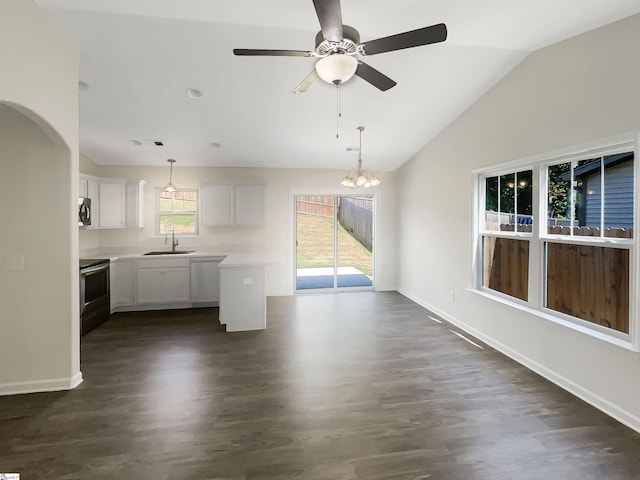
[340,127,380,188]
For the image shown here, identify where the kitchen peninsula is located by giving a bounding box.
[104,251,274,332]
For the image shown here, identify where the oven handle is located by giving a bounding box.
[80,263,110,275]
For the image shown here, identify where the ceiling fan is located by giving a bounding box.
[233,0,447,93]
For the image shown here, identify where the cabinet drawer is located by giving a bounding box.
[137,258,190,269]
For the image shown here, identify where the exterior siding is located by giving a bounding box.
[583,161,633,230]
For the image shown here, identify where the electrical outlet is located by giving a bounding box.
[243,278,253,286]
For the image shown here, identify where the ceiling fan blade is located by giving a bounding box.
[233,49,313,57]
[313,0,344,42]
[355,61,397,91]
[292,70,320,94]
[361,23,447,55]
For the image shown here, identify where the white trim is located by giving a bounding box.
[0,372,83,396]
[291,191,376,294]
[397,288,640,434]
[474,133,637,345]
[468,287,633,348]
[155,187,199,237]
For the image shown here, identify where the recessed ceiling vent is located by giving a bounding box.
[154,141,164,146]
[345,146,360,152]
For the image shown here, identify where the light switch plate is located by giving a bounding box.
[242,278,253,285]
[6,254,25,271]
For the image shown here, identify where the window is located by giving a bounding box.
[157,189,198,236]
[475,139,636,345]
[481,168,533,300]
[544,152,633,334]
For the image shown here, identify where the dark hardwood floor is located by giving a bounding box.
[2,291,640,479]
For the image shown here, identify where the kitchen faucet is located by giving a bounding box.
[164,220,179,252]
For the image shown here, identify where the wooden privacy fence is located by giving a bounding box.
[546,243,629,333]
[484,237,529,301]
[337,197,373,252]
[498,224,632,238]
[296,196,335,217]
[484,235,629,333]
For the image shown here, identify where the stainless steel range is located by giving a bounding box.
[79,259,110,336]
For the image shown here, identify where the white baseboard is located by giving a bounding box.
[0,371,83,396]
[397,288,640,434]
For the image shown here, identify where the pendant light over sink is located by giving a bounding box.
[164,159,177,192]
[341,127,380,188]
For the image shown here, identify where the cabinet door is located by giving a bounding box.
[110,260,134,307]
[137,269,166,304]
[164,268,191,302]
[79,177,88,198]
[235,185,265,226]
[99,181,126,228]
[87,179,100,228]
[137,268,190,304]
[190,259,221,303]
[201,184,234,226]
[125,180,145,228]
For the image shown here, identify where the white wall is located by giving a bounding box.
[0,0,80,393]
[80,161,396,295]
[396,14,640,430]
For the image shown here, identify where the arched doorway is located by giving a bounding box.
[0,102,80,394]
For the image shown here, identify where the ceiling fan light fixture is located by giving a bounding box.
[315,54,357,85]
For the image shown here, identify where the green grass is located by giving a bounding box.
[160,214,195,234]
[296,214,372,276]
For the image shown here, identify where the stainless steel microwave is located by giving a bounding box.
[78,197,92,226]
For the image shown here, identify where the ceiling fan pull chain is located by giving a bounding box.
[336,82,342,139]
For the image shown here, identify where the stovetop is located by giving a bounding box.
[79,258,110,269]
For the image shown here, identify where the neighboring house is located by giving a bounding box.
[560,152,634,230]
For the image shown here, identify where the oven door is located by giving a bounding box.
[80,263,110,335]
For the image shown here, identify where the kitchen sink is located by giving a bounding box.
[143,250,194,256]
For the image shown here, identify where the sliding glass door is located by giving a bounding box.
[295,195,373,291]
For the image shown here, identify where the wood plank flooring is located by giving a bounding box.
[2,291,640,479]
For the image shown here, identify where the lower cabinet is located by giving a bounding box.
[137,259,191,304]
[110,259,134,308]
[190,258,222,303]
[110,255,224,312]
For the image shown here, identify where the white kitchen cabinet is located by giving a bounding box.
[235,185,265,226]
[201,184,234,226]
[110,259,134,309]
[87,178,100,229]
[190,257,223,304]
[219,262,266,331]
[99,180,126,228]
[136,258,190,305]
[79,174,144,229]
[201,184,265,227]
[125,179,145,228]
[79,177,87,198]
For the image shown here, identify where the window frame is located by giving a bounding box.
[155,188,199,237]
[472,134,639,351]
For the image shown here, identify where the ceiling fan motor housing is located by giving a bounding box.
[315,25,360,56]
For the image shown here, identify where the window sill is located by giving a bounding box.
[467,287,637,352]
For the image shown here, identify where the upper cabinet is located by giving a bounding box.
[99,179,126,228]
[201,184,265,227]
[125,179,145,228]
[80,174,144,229]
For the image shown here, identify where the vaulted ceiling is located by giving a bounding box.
[36,0,640,171]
